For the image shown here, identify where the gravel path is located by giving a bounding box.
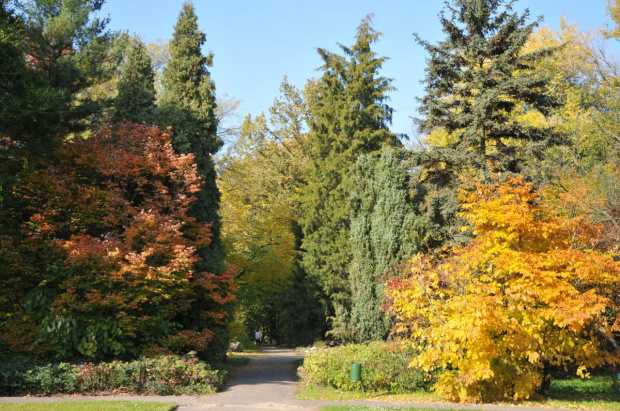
[0,348,587,411]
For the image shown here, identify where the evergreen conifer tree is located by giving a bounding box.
[159,1,223,274]
[0,0,59,159]
[114,37,156,123]
[413,0,564,250]
[299,15,398,337]
[417,0,562,174]
[349,147,426,341]
[18,0,118,134]
[157,1,227,360]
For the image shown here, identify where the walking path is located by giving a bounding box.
[0,348,587,411]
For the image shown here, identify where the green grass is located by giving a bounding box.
[0,401,176,411]
[320,407,482,411]
[518,376,620,411]
[215,355,251,373]
[301,375,620,411]
[297,385,439,402]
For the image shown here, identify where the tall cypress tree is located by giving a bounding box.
[299,15,398,337]
[157,2,227,360]
[159,2,223,274]
[349,147,426,341]
[114,37,156,124]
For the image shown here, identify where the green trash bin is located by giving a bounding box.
[350,362,362,382]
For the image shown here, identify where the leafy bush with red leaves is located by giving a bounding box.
[1,123,234,360]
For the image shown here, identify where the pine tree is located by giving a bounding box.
[349,147,426,341]
[299,15,398,337]
[0,0,59,159]
[157,1,227,360]
[114,37,156,123]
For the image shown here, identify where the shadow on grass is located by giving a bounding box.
[546,376,620,403]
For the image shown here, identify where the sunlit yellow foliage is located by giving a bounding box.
[519,19,597,138]
[388,175,620,403]
[423,127,459,148]
[218,110,307,333]
[605,0,620,39]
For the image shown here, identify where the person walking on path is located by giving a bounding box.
[254,330,262,346]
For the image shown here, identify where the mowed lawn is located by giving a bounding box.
[0,401,176,411]
[306,375,620,411]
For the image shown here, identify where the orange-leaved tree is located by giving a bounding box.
[387,175,620,402]
[5,123,235,360]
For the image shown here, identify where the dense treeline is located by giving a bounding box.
[1,0,618,399]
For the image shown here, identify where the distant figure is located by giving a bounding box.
[255,330,262,346]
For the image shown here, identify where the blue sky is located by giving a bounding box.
[100,0,618,137]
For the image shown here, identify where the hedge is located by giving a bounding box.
[0,352,223,396]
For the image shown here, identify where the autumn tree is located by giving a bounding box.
[218,78,326,345]
[299,15,398,336]
[114,37,156,123]
[388,175,620,403]
[605,0,620,39]
[219,114,297,342]
[348,146,426,341]
[521,20,620,254]
[0,124,234,360]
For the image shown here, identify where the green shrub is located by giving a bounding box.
[232,333,257,350]
[299,341,434,393]
[0,352,223,396]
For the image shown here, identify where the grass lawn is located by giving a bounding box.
[300,375,620,411]
[517,376,620,411]
[0,401,176,411]
[320,407,482,411]
[297,386,440,403]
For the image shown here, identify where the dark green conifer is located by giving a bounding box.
[114,37,156,123]
[299,15,398,337]
[157,1,227,360]
[416,0,562,173]
[18,0,118,134]
[159,1,223,274]
[413,0,564,250]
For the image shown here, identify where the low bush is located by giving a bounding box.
[299,341,434,393]
[232,333,257,351]
[0,352,223,396]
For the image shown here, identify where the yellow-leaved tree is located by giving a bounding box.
[387,175,620,403]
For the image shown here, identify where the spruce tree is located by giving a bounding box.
[413,0,564,250]
[416,0,562,174]
[157,2,227,360]
[114,37,156,123]
[299,15,398,337]
[349,147,426,341]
